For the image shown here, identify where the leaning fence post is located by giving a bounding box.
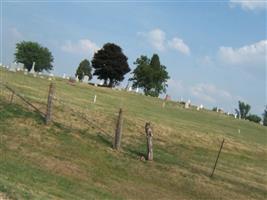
[9,91,14,103]
[113,108,123,150]
[210,138,225,177]
[45,83,55,124]
[145,122,153,161]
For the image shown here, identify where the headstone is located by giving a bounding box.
[197,106,200,111]
[136,87,139,93]
[128,86,132,92]
[82,75,89,83]
[94,83,98,87]
[30,62,35,74]
[234,114,237,119]
[216,107,219,112]
[38,72,42,75]
[200,104,203,109]
[62,73,66,79]
[99,80,104,85]
[9,63,17,72]
[75,75,79,82]
[185,102,190,109]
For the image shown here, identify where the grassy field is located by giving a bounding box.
[0,68,266,200]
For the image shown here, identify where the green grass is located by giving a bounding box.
[0,68,266,199]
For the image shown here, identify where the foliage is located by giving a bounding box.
[92,43,130,87]
[263,106,267,126]
[130,54,169,97]
[14,41,54,72]
[246,114,261,123]
[212,107,217,111]
[235,101,251,119]
[75,59,92,81]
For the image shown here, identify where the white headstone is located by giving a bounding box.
[128,86,132,92]
[99,80,104,85]
[185,102,190,109]
[200,104,203,109]
[75,75,79,82]
[62,73,66,79]
[82,75,89,83]
[196,106,200,111]
[136,88,139,93]
[30,62,35,74]
[234,114,237,119]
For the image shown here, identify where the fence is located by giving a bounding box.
[0,69,227,177]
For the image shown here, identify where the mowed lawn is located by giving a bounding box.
[0,68,266,199]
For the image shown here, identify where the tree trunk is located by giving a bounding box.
[108,78,113,88]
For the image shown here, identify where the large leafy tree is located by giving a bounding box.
[75,59,92,81]
[263,106,267,126]
[235,101,251,119]
[92,43,130,87]
[130,54,169,97]
[15,41,53,72]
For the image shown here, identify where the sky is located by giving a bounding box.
[1,0,266,115]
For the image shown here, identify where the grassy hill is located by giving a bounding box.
[0,68,266,200]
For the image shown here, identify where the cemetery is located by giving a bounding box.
[0,67,266,200]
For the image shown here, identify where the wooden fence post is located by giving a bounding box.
[45,83,55,124]
[210,138,225,177]
[145,122,153,161]
[9,91,14,103]
[113,108,123,150]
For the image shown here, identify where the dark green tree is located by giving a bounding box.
[247,114,261,123]
[235,101,251,119]
[130,54,169,97]
[92,43,130,87]
[263,106,267,126]
[14,41,53,72]
[75,59,92,81]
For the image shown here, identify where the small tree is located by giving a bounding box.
[92,43,130,87]
[263,106,267,126]
[247,114,261,123]
[15,41,53,72]
[130,54,169,97]
[75,59,92,81]
[235,101,251,119]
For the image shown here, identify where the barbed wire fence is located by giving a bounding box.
[0,68,234,177]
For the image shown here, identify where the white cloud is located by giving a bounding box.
[138,28,190,55]
[168,37,190,55]
[190,83,233,103]
[229,0,266,11]
[61,39,99,55]
[218,40,267,66]
[138,28,166,51]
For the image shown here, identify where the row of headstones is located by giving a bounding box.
[164,95,238,119]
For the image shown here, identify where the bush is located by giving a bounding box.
[246,114,261,123]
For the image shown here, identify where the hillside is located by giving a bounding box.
[0,68,266,200]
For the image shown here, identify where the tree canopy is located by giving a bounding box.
[15,41,54,72]
[130,54,169,97]
[75,59,92,81]
[235,101,251,119]
[92,43,130,87]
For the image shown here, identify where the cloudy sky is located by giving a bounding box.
[1,0,266,115]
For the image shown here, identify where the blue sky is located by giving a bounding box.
[1,0,266,115]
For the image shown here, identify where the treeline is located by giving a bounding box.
[14,41,169,97]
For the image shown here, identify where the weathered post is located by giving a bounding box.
[45,83,55,124]
[9,91,14,103]
[113,108,123,150]
[93,95,97,103]
[145,122,153,161]
[210,138,225,177]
